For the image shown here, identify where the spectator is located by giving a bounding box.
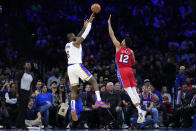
[114,82,122,93]
[140,86,159,128]
[168,85,196,128]
[50,81,58,127]
[161,86,172,105]
[47,68,61,88]
[100,85,106,98]
[0,96,9,128]
[32,80,42,97]
[34,84,52,128]
[25,97,41,127]
[5,83,17,127]
[103,82,122,127]
[56,84,69,128]
[176,66,188,105]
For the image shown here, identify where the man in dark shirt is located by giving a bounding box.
[168,85,196,127]
[25,97,41,127]
[103,82,122,126]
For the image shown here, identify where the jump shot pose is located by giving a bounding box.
[65,13,108,121]
[108,15,146,123]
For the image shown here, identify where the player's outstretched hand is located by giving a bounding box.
[89,13,95,23]
[108,14,111,24]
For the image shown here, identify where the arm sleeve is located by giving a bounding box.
[81,23,92,39]
[5,93,17,104]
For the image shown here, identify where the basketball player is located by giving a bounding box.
[65,13,108,121]
[108,15,146,123]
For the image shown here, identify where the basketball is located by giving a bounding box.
[91,3,101,14]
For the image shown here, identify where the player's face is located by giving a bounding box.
[69,33,76,41]
[121,39,126,46]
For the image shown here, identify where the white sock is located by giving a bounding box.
[95,91,101,101]
[71,100,75,110]
[124,87,142,113]
[124,87,137,104]
[136,105,142,113]
[131,87,141,103]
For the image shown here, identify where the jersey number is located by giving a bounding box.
[119,54,129,63]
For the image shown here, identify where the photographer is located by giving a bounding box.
[0,96,9,128]
[5,83,18,127]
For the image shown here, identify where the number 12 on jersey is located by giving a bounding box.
[119,54,129,63]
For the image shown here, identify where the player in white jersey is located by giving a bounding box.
[65,13,109,121]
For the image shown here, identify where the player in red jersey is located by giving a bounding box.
[108,15,146,123]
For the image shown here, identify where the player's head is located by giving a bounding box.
[121,37,133,48]
[67,33,76,42]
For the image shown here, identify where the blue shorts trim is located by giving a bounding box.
[116,61,125,88]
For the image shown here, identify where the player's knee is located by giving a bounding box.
[88,76,97,85]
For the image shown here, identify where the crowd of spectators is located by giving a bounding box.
[0,0,196,129]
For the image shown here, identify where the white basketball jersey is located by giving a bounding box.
[65,42,82,64]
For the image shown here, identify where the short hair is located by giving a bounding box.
[67,33,74,40]
[125,37,133,48]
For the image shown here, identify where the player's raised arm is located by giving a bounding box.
[77,19,89,37]
[73,13,95,48]
[108,15,120,52]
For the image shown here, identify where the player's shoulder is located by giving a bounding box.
[66,41,73,46]
[65,41,73,48]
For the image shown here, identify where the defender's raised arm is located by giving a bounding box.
[108,15,120,52]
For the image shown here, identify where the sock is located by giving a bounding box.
[124,87,137,104]
[95,91,101,101]
[131,87,141,103]
[71,100,76,110]
[136,105,142,113]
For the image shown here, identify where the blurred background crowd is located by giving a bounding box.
[0,0,196,129]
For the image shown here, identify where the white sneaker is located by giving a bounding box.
[122,124,129,129]
[154,123,159,128]
[137,110,147,123]
[66,123,70,129]
[84,123,88,128]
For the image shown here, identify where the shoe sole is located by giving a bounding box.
[95,104,109,108]
[71,110,78,121]
[137,111,147,123]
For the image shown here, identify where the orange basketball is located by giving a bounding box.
[91,3,101,14]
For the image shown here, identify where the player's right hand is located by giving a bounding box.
[108,14,111,24]
[89,13,95,22]
[84,19,89,28]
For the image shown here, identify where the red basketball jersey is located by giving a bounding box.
[115,45,135,68]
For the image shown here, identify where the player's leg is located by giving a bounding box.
[70,86,79,121]
[68,65,79,121]
[78,64,108,108]
[131,87,140,103]
[129,70,146,123]
[118,68,146,123]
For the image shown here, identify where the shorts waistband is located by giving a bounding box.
[68,63,81,66]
